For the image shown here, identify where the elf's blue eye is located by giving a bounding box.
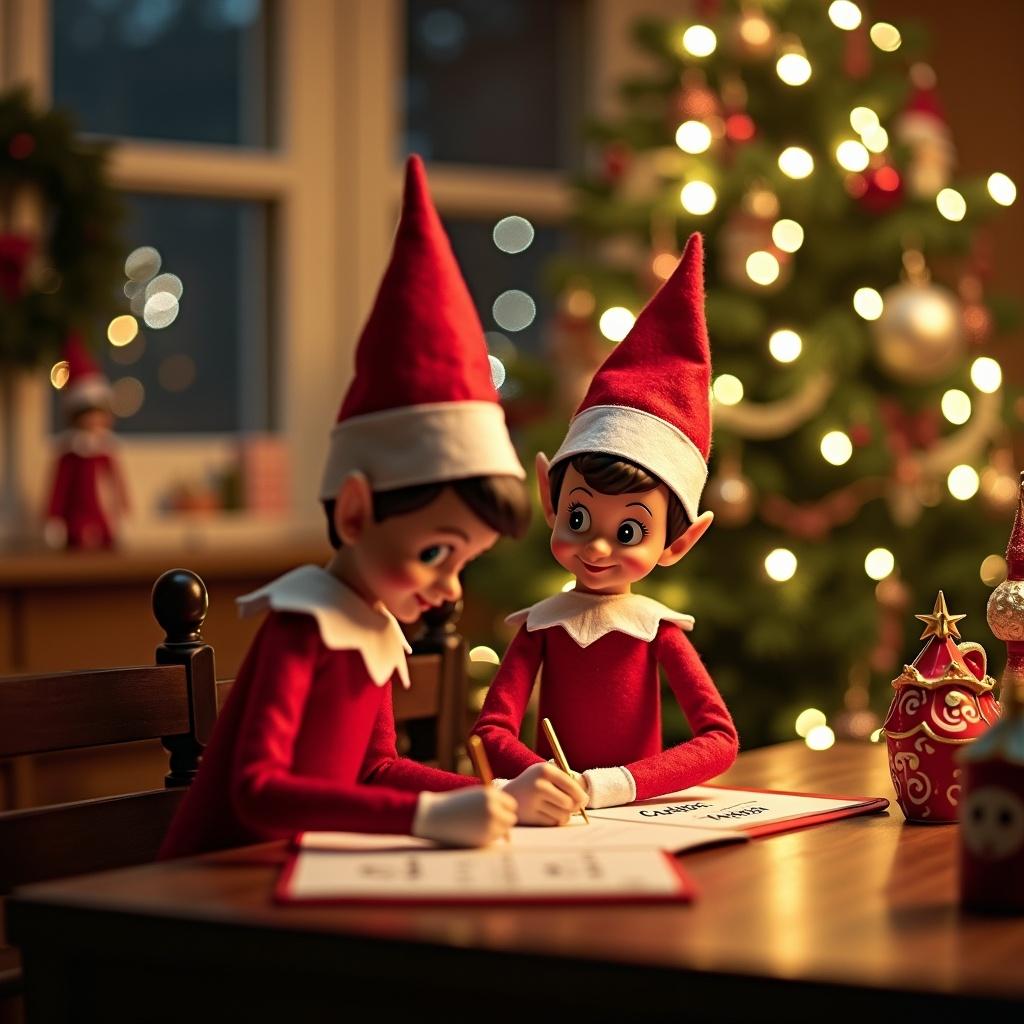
[418,544,451,566]
[568,504,591,533]
[617,519,647,546]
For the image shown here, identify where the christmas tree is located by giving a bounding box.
[468,0,1019,750]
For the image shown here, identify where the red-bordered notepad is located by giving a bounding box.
[275,846,696,906]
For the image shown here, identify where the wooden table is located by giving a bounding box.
[8,742,1023,1022]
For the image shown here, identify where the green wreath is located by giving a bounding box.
[0,87,123,369]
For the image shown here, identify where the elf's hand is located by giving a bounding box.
[502,762,588,826]
[412,787,516,847]
[581,766,637,809]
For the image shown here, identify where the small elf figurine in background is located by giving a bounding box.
[45,333,129,549]
[160,157,584,859]
[473,234,739,809]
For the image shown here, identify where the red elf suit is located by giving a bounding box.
[160,156,524,858]
[46,335,129,549]
[473,234,738,809]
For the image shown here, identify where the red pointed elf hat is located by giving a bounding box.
[551,233,711,522]
[62,332,112,415]
[319,155,523,498]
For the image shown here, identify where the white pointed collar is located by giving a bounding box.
[237,565,412,688]
[506,590,694,649]
[57,428,117,457]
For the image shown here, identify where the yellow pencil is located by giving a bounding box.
[467,734,494,787]
[541,717,590,824]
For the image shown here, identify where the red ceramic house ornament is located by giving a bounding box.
[883,591,999,823]
[959,472,1024,912]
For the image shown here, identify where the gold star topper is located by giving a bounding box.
[915,591,966,641]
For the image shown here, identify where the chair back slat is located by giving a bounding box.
[396,654,442,720]
[0,665,189,758]
[0,789,186,891]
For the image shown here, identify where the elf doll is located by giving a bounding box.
[160,157,584,859]
[45,333,129,550]
[473,234,739,810]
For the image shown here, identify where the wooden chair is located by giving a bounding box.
[0,569,216,1017]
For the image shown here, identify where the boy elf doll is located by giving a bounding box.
[160,157,584,858]
[473,234,738,810]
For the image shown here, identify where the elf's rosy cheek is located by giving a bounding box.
[551,534,580,564]
[619,549,656,576]
[381,561,422,590]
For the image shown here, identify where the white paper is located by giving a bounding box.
[590,785,878,832]
[286,847,686,901]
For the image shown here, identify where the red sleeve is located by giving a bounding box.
[626,624,739,800]
[360,681,476,792]
[46,451,72,519]
[471,626,547,778]
[103,452,131,514]
[230,613,420,836]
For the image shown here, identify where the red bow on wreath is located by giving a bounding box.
[0,234,33,301]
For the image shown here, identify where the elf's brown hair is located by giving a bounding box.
[322,475,530,550]
[548,452,690,546]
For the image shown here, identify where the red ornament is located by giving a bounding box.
[725,113,755,142]
[8,131,35,159]
[883,592,1000,823]
[857,166,903,214]
[849,422,872,447]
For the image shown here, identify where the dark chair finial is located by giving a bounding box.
[152,568,208,645]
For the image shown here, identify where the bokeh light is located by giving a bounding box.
[675,120,712,154]
[971,356,1002,393]
[869,22,902,52]
[680,180,717,215]
[981,554,1008,587]
[795,708,827,737]
[820,430,853,466]
[849,106,879,135]
[49,360,70,390]
[771,218,804,252]
[765,548,797,582]
[111,377,145,418]
[488,354,506,390]
[746,250,780,285]
[936,188,967,222]
[947,464,980,501]
[469,645,500,665]
[806,724,836,751]
[143,292,180,330]
[599,306,635,343]
[778,146,814,179]
[835,139,870,172]
[769,328,802,363]
[492,216,535,254]
[158,354,197,393]
[124,245,161,281]
[864,547,895,581]
[492,290,536,332]
[941,389,972,425]
[828,1,862,30]
[682,24,717,57]
[107,315,139,347]
[853,286,884,320]
[987,172,1017,206]
[712,374,744,406]
[776,52,812,86]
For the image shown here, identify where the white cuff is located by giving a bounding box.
[491,778,510,789]
[411,790,441,838]
[583,766,637,809]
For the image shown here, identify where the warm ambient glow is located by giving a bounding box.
[778,146,814,179]
[987,172,1017,206]
[468,646,500,665]
[739,13,772,47]
[598,307,635,343]
[853,287,884,321]
[776,52,812,86]
[936,188,967,222]
[947,464,980,501]
[806,725,836,751]
[835,139,870,173]
[970,356,1003,393]
[49,360,70,390]
[652,252,679,279]
[765,548,797,582]
[682,24,717,57]
[795,708,827,738]
[980,554,1008,587]
[861,126,889,153]
[941,389,972,425]
[864,547,895,581]
[870,22,902,52]
[712,374,744,406]
[768,328,802,363]
[675,120,712,154]
[820,430,853,466]
[107,315,139,347]
[745,251,780,285]
[849,106,879,135]
[680,180,717,215]
[771,219,804,253]
[561,579,577,593]
[828,1,862,30]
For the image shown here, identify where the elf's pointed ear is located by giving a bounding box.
[658,510,713,567]
[335,471,374,546]
[535,451,556,529]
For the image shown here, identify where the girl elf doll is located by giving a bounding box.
[473,234,738,809]
[161,157,584,858]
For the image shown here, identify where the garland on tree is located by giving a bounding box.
[0,88,122,368]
